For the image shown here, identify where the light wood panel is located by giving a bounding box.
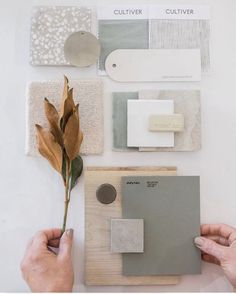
[85,166,181,286]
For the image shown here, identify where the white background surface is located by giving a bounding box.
[0,0,236,292]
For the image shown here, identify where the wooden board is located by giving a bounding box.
[85,166,181,286]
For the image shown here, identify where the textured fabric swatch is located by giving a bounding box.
[113,92,138,151]
[98,20,149,72]
[30,6,91,65]
[112,90,201,152]
[150,20,210,72]
[26,79,103,156]
[139,90,201,152]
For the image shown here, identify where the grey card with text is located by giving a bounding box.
[121,176,201,276]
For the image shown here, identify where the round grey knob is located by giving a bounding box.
[64,31,101,67]
[96,184,117,205]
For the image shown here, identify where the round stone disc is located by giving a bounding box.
[64,31,101,67]
[96,184,117,205]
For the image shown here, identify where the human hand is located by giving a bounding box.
[21,228,74,292]
[195,223,236,287]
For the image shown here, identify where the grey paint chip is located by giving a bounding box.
[111,219,144,253]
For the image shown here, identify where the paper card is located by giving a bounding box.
[122,176,201,276]
[98,5,148,20]
[149,5,210,20]
[105,49,201,82]
[127,100,174,147]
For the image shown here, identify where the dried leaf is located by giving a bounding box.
[44,98,63,146]
[63,111,83,160]
[60,88,75,131]
[35,124,63,173]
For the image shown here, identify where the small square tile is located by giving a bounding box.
[111,219,144,253]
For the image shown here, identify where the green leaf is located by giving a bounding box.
[70,155,83,191]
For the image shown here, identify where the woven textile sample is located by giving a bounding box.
[149,20,210,72]
[26,79,104,156]
[98,20,149,72]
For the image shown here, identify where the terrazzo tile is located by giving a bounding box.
[30,6,92,65]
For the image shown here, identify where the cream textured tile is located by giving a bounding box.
[111,219,144,253]
[30,6,92,65]
[26,79,103,156]
[127,100,174,148]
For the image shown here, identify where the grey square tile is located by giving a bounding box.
[111,219,144,253]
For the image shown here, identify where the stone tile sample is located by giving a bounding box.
[98,20,149,72]
[113,92,138,151]
[30,6,91,65]
[26,79,103,156]
[139,90,201,152]
[111,219,144,253]
[150,19,210,72]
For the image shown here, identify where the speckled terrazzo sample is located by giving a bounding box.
[150,20,210,72]
[26,80,103,156]
[98,20,149,72]
[30,6,92,65]
[139,90,201,152]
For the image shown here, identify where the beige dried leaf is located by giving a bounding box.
[44,98,63,146]
[63,110,83,160]
[35,124,63,173]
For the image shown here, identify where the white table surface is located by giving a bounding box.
[0,0,236,291]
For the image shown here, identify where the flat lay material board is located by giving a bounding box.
[105,49,201,82]
[122,176,201,276]
[85,167,180,286]
[112,90,201,152]
[127,100,174,147]
[98,20,149,73]
[26,79,104,156]
[30,6,91,65]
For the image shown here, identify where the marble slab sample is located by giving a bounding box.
[98,20,149,72]
[122,176,201,276]
[113,92,138,151]
[111,219,144,253]
[26,79,104,156]
[149,19,210,72]
[30,6,92,65]
[127,100,174,147]
[139,90,201,152]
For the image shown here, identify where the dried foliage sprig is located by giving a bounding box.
[35,76,83,233]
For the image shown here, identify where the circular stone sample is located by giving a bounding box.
[96,184,117,204]
[64,31,101,67]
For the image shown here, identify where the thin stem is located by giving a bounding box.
[62,156,71,233]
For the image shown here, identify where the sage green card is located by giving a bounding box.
[121,176,201,276]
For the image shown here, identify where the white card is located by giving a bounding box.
[127,100,174,148]
[105,49,201,82]
[98,5,148,20]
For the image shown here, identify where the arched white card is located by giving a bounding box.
[105,49,201,82]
